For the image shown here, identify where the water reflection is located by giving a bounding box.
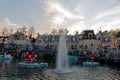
[45,66,120,80]
[0,62,55,80]
[0,62,120,80]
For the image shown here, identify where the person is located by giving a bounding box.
[25,51,31,63]
[34,54,38,62]
[30,52,35,63]
[3,50,8,57]
[11,51,17,59]
[90,51,95,62]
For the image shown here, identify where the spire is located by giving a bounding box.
[100,26,101,31]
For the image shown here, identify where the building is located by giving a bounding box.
[35,33,81,52]
[116,32,120,48]
[79,30,101,51]
[0,36,9,44]
[8,32,31,45]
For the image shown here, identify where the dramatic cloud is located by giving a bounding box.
[0,0,120,34]
[0,18,20,31]
[35,0,120,34]
[36,0,84,34]
[94,6,120,20]
[91,5,120,33]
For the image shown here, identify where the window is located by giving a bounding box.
[71,45,77,49]
[88,33,93,39]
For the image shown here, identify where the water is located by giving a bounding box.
[52,66,120,80]
[0,62,120,80]
[0,62,55,80]
[55,33,72,73]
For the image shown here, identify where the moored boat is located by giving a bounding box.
[18,62,48,68]
[82,62,100,67]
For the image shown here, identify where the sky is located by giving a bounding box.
[0,0,120,34]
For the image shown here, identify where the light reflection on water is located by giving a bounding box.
[48,66,120,80]
[0,62,52,80]
[0,62,120,80]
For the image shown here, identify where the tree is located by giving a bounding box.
[9,28,14,35]
[115,28,120,34]
[17,28,21,33]
[74,31,79,35]
[103,30,108,35]
[58,29,64,35]
[51,29,57,35]
[2,27,8,36]
[18,26,27,35]
[58,28,69,35]
[64,28,69,35]
[109,29,116,36]
[28,26,36,37]
[22,26,27,35]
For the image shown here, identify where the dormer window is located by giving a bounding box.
[88,33,93,39]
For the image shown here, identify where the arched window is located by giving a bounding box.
[85,45,88,49]
[88,33,93,39]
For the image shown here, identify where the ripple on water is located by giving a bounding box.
[0,63,120,80]
[44,66,120,80]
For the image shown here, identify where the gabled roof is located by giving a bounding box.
[81,30,96,39]
[116,32,120,38]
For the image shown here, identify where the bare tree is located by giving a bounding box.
[16,28,21,33]
[64,28,69,35]
[28,26,36,37]
[58,28,69,35]
[9,28,14,35]
[22,26,27,35]
[2,27,8,36]
[109,29,116,36]
[74,31,79,35]
[18,26,27,35]
[58,29,64,35]
[51,29,57,35]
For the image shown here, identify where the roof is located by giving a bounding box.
[81,30,96,39]
[116,32,120,38]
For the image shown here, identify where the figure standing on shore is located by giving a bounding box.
[25,51,31,63]
[91,52,95,62]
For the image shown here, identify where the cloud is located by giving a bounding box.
[36,0,84,34]
[90,18,120,33]
[0,18,20,31]
[90,5,120,33]
[36,0,120,34]
[94,6,120,20]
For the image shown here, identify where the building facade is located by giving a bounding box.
[79,30,101,51]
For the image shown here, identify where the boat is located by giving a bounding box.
[0,54,13,61]
[4,54,13,60]
[69,56,78,64]
[18,62,48,68]
[0,55,4,61]
[82,62,100,67]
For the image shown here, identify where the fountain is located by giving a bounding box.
[55,32,72,74]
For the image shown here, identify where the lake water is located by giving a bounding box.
[0,61,120,80]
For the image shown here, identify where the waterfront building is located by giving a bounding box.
[8,32,31,46]
[0,36,9,44]
[35,34,45,46]
[35,33,80,53]
[35,30,101,53]
[79,30,101,51]
[116,32,120,49]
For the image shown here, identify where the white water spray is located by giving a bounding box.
[55,32,72,74]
